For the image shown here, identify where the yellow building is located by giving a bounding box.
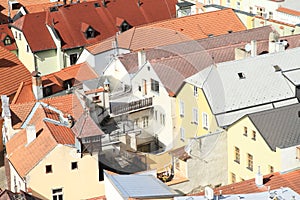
[174,82,219,149]
[227,103,300,184]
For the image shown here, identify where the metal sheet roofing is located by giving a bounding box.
[186,47,300,126]
[283,69,300,86]
[105,172,179,198]
[248,103,300,151]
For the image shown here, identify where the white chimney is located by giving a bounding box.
[138,50,146,67]
[204,186,214,200]
[269,31,279,53]
[255,166,263,187]
[26,124,36,145]
[31,71,43,100]
[251,40,257,57]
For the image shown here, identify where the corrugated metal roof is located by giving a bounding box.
[105,172,179,198]
[249,103,300,151]
[283,69,300,86]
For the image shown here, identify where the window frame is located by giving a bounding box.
[179,100,184,117]
[234,146,240,164]
[193,86,198,97]
[52,188,63,200]
[71,162,78,170]
[69,53,78,65]
[150,79,159,93]
[192,108,198,125]
[202,112,209,130]
[46,165,52,174]
[247,153,253,171]
[180,127,185,141]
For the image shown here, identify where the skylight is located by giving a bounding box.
[238,72,246,79]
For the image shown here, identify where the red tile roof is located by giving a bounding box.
[10,101,35,129]
[0,46,31,96]
[72,113,104,138]
[14,0,176,52]
[11,11,57,52]
[86,8,246,54]
[0,24,17,51]
[11,82,35,104]
[191,170,300,196]
[7,101,77,177]
[277,7,300,16]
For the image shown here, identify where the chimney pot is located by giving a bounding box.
[138,50,146,67]
[31,71,43,100]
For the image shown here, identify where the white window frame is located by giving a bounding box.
[193,86,198,97]
[180,100,184,117]
[180,127,185,141]
[202,112,209,130]
[192,108,198,124]
[52,188,63,200]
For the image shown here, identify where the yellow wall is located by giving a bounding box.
[27,144,104,199]
[11,27,35,73]
[227,117,281,183]
[174,83,218,149]
[35,50,60,76]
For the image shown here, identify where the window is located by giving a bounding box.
[151,79,159,93]
[43,86,53,97]
[15,31,17,38]
[252,131,256,141]
[269,11,273,19]
[4,36,11,45]
[180,127,185,141]
[180,100,184,117]
[249,6,253,14]
[92,96,101,102]
[142,116,149,128]
[52,188,63,200]
[193,86,198,97]
[231,172,236,183]
[234,147,240,163]
[86,27,95,39]
[269,165,274,173]
[71,162,78,170]
[238,72,246,79]
[160,113,165,125]
[296,146,300,159]
[202,112,209,130]
[243,127,247,136]
[154,110,157,121]
[257,7,265,17]
[226,0,230,6]
[134,118,139,127]
[46,165,52,173]
[70,53,77,65]
[247,153,253,171]
[192,108,198,124]
[18,33,21,40]
[26,45,30,53]
[142,79,147,95]
[236,1,240,10]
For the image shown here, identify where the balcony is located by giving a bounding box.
[110,97,153,115]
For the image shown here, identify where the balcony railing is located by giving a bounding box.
[111,97,153,115]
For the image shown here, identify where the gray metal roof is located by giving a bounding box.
[249,103,300,151]
[283,69,300,86]
[282,1,300,11]
[105,172,179,198]
[186,47,300,127]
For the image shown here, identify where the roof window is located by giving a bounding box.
[238,72,245,79]
[273,65,281,72]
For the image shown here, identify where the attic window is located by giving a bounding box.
[86,27,95,39]
[3,36,11,46]
[273,65,281,72]
[94,2,100,7]
[208,34,214,37]
[49,6,58,12]
[119,21,132,33]
[238,72,245,79]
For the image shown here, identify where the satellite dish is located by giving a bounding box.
[245,43,251,52]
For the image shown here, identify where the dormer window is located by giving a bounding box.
[3,36,11,46]
[238,72,246,79]
[116,18,132,33]
[86,27,95,39]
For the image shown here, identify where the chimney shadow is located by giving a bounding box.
[263,174,274,184]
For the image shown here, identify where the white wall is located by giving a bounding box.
[279,145,300,173]
[9,161,26,193]
[131,62,174,151]
[104,58,131,86]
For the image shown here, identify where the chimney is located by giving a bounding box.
[138,50,146,67]
[269,31,279,53]
[102,0,107,7]
[67,114,74,128]
[255,166,263,187]
[31,71,43,100]
[137,0,142,7]
[251,40,257,57]
[26,124,36,145]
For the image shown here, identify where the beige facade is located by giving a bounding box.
[10,144,104,199]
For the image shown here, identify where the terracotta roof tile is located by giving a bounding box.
[277,7,300,16]
[0,24,17,51]
[191,170,300,196]
[72,113,104,138]
[11,82,35,104]
[11,12,57,52]
[87,9,246,54]
[10,101,35,128]
[0,46,31,96]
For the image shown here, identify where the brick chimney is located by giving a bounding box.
[31,71,43,100]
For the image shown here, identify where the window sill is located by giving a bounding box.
[234,160,240,164]
[251,138,256,141]
[246,167,253,171]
